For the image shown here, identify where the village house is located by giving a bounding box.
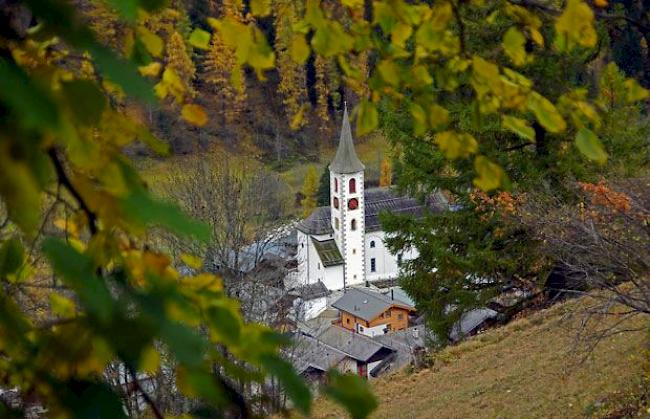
[332,287,417,337]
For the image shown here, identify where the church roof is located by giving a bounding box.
[312,238,344,267]
[329,105,364,174]
[296,187,447,235]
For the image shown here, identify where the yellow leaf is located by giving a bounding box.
[138,61,162,77]
[429,104,449,130]
[250,0,271,16]
[502,115,535,141]
[377,59,400,86]
[290,35,310,64]
[188,28,211,50]
[526,92,567,133]
[180,253,203,270]
[623,78,649,102]
[435,131,478,159]
[137,27,164,57]
[50,293,76,317]
[555,0,597,51]
[181,104,208,126]
[391,22,413,48]
[575,128,607,164]
[139,345,161,374]
[473,156,505,191]
[410,103,427,136]
[503,27,527,66]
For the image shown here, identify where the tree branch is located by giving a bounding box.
[47,147,98,235]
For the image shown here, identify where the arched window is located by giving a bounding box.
[349,178,356,193]
[333,197,339,209]
[335,218,339,230]
[334,178,338,192]
[370,240,375,248]
[351,219,357,230]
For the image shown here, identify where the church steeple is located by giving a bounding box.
[330,103,365,174]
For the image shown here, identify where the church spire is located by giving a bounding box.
[330,103,365,174]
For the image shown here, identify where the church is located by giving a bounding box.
[294,106,447,291]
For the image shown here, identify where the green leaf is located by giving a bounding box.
[502,27,527,66]
[372,2,398,34]
[260,354,311,415]
[0,58,59,130]
[42,238,114,323]
[61,80,107,126]
[575,128,607,164]
[106,0,138,22]
[473,155,506,191]
[526,92,566,133]
[356,100,378,136]
[189,28,211,50]
[324,371,377,419]
[91,46,156,104]
[138,27,164,57]
[121,190,211,242]
[502,115,535,141]
[0,239,24,278]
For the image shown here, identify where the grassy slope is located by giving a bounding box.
[311,295,648,419]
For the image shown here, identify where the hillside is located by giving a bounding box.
[310,294,649,419]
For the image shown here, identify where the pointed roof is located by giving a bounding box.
[330,104,365,174]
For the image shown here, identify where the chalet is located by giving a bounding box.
[290,326,396,381]
[332,287,416,337]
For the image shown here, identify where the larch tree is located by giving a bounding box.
[301,165,319,217]
[379,157,392,187]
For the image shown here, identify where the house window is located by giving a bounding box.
[349,178,356,193]
[352,248,356,254]
[346,317,350,324]
[335,218,339,230]
[359,326,364,332]
[397,313,404,320]
[335,178,338,192]
[397,254,403,264]
[333,197,339,209]
[370,258,376,272]
[370,240,375,248]
[317,263,320,270]
[351,219,357,230]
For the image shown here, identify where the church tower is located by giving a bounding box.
[330,104,365,289]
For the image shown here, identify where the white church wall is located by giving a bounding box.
[321,264,344,291]
[337,172,366,287]
[365,231,419,283]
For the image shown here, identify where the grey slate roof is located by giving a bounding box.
[290,332,348,374]
[331,287,415,322]
[449,308,498,341]
[318,325,392,362]
[329,105,365,174]
[312,238,344,267]
[380,286,416,307]
[296,187,446,235]
[290,281,330,300]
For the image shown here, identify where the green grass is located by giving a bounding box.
[309,293,649,419]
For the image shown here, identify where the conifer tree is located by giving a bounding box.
[316,166,330,206]
[166,30,196,96]
[301,165,319,217]
[274,0,308,128]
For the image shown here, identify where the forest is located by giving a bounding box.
[0,0,649,417]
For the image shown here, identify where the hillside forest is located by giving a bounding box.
[0,0,649,418]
